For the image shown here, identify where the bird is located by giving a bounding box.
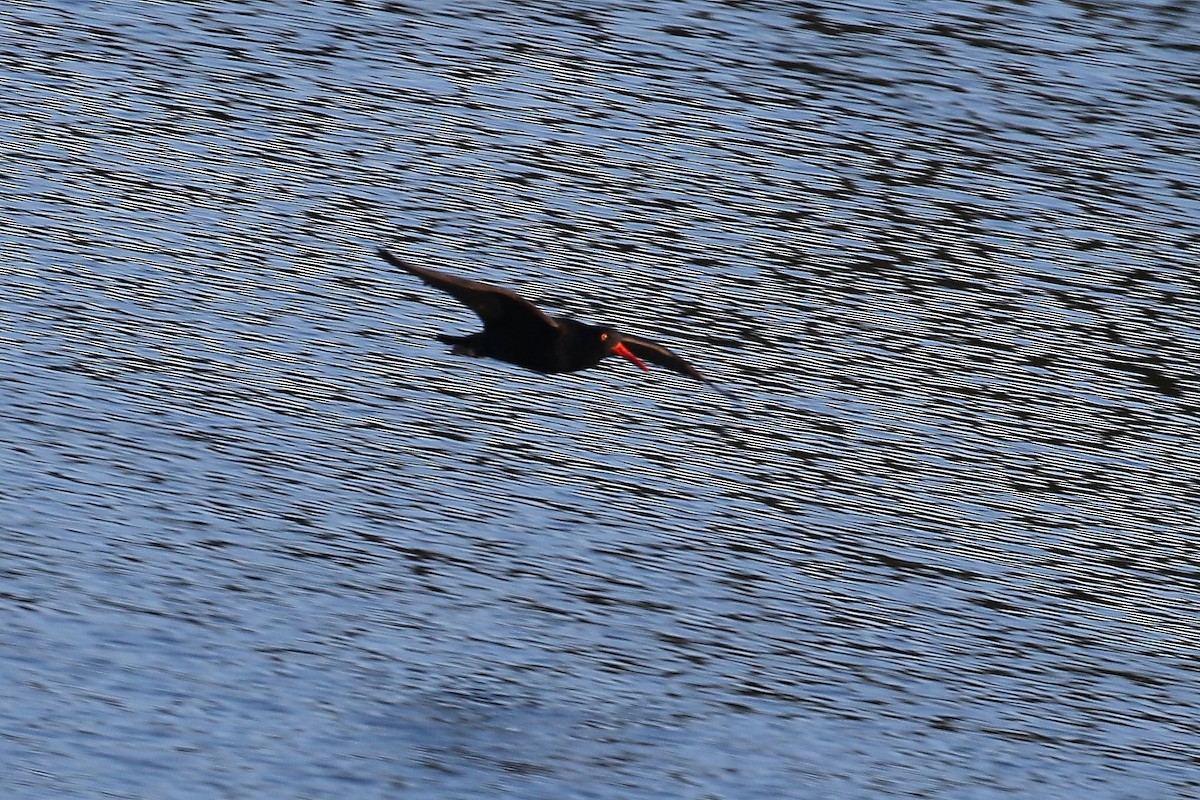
[378,248,731,396]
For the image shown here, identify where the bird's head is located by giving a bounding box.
[597,327,648,372]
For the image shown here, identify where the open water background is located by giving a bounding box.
[2,1,1199,797]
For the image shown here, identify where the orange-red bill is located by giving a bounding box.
[612,342,649,372]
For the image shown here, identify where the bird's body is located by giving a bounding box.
[378,248,729,395]
[438,316,618,374]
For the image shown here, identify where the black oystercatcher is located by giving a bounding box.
[378,248,730,395]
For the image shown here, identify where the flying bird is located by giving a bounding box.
[378,248,731,396]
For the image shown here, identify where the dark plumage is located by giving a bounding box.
[378,248,730,395]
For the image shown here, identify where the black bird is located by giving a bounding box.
[378,248,730,395]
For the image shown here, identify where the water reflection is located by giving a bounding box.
[3,0,1199,798]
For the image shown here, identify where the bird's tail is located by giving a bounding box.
[436,333,484,358]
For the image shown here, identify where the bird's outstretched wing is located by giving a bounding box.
[377,248,559,337]
[620,334,735,398]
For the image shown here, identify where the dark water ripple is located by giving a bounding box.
[3,1,1200,798]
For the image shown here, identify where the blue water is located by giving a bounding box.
[3,1,1199,798]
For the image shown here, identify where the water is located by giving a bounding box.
[3,1,1199,798]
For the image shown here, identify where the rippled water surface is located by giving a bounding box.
[3,1,1199,798]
